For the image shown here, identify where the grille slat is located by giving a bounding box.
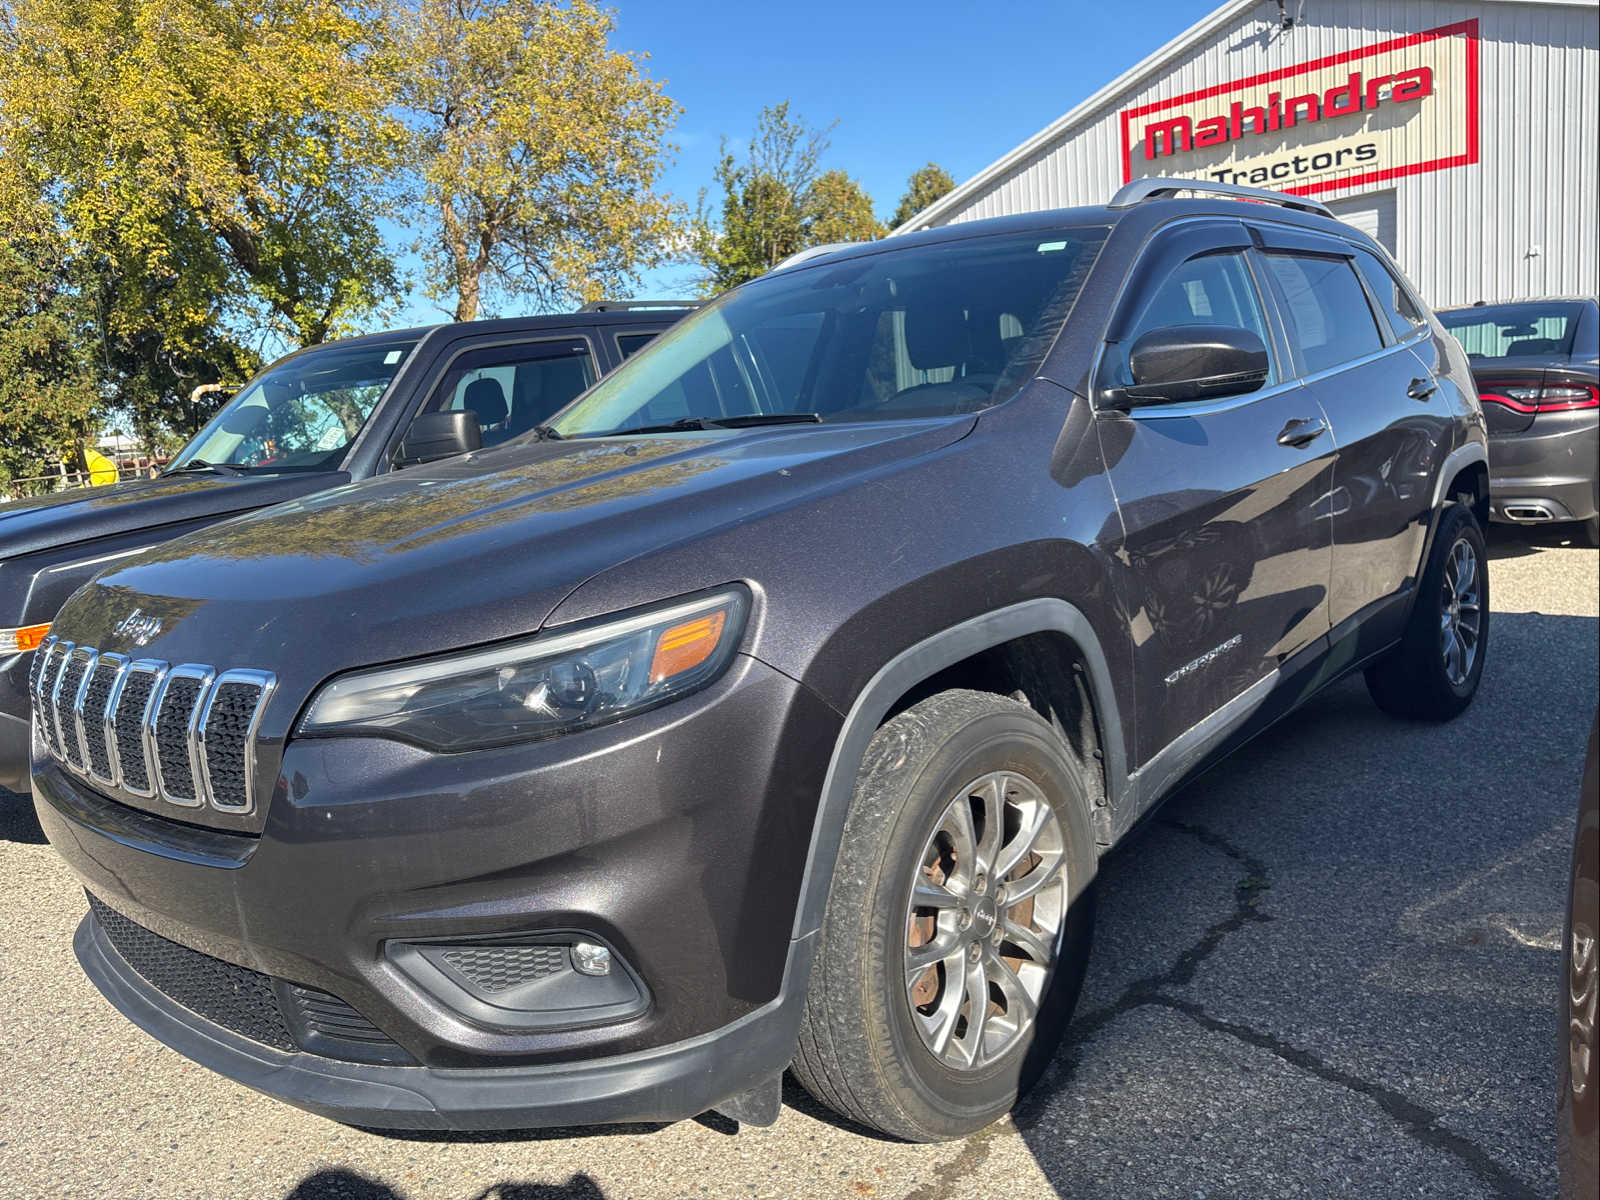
[80,658,121,781]
[39,642,72,757]
[112,667,159,794]
[56,654,92,769]
[31,638,273,817]
[152,674,205,803]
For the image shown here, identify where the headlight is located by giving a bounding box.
[297,588,748,751]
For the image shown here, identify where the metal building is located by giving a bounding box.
[899,0,1598,308]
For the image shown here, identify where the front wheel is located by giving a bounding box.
[1365,502,1489,720]
[791,689,1097,1141]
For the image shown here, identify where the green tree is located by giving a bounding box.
[889,162,957,229]
[0,0,404,349]
[0,195,99,489]
[397,0,682,321]
[809,170,887,246]
[694,102,884,293]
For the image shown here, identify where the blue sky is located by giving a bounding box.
[390,0,1214,322]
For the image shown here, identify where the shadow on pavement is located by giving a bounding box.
[0,785,44,844]
[1487,522,1596,559]
[286,1170,608,1199]
[1004,608,1596,1199]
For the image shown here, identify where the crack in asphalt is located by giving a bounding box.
[1151,996,1540,1200]
[1010,819,1535,1199]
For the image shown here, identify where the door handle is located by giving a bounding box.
[1277,417,1327,448]
[1407,377,1438,401]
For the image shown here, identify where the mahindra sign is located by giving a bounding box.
[1119,20,1479,196]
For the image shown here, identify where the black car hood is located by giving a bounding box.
[53,419,972,695]
[0,471,341,559]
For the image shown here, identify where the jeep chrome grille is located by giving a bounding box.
[31,635,275,815]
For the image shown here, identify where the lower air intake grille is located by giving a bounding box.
[88,893,296,1051]
[87,894,409,1063]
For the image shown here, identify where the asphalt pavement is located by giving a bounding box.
[1,523,1594,1199]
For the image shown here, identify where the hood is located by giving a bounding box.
[51,419,971,704]
[0,471,342,560]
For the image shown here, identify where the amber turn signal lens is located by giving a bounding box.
[649,611,727,683]
[1,622,51,654]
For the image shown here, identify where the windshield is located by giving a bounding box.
[549,227,1107,438]
[170,338,418,473]
[1437,302,1583,361]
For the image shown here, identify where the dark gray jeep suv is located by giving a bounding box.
[31,180,1490,1142]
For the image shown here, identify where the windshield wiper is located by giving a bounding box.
[601,413,825,437]
[530,425,564,441]
[165,459,248,477]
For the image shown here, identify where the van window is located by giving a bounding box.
[1351,248,1425,339]
[1265,254,1385,374]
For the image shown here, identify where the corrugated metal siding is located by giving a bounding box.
[929,1,1598,307]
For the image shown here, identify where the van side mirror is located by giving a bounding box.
[1104,324,1270,409]
[394,411,482,468]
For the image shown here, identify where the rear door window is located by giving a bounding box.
[1351,248,1426,339]
[1264,254,1385,375]
[616,331,662,360]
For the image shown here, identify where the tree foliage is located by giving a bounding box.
[1,0,404,347]
[693,102,884,293]
[890,162,957,229]
[397,0,681,321]
[0,192,98,486]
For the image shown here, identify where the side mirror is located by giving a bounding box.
[394,410,482,468]
[1105,324,1270,409]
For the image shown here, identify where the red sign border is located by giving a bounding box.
[1117,18,1480,197]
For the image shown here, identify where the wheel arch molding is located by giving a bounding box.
[787,597,1128,951]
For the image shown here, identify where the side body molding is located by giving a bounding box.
[787,597,1128,947]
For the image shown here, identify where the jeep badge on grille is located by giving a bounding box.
[111,608,163,647]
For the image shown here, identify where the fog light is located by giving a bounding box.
[572,941,612,976]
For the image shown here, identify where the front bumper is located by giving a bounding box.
[36,652,840,1128]
[1488,410,1599,523]
[76,903,813,1130]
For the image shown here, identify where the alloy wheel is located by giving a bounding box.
[903,771,1068,1070]
[1439,535,1482,686]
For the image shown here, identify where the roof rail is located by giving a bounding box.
[1109,176,1333,218]
[771,242,863,272]
[576,299,700,313]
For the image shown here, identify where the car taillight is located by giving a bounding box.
[1478,384,1600,414]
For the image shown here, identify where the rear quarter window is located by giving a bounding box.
[1351,247,1426,339]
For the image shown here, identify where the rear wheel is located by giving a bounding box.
[1365,502,1489,720]
[791,689,1096,1141]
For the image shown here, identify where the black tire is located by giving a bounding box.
[1365,502,1489,720]
[791,689,1097,1141]
[1583,515,1599,548]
